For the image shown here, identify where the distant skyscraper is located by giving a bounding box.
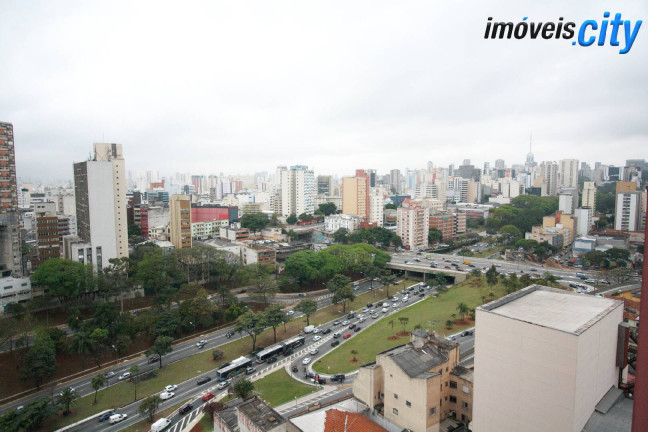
[366,169,377,187]
[559,159,579,189]
[615,191,642,231]
[281,165,315,217]
[0,122,22,276]
[581,182,597,209]
[494,159,505,170]
[389,169,401,194]
[317,175,333,195]
[540,161,558,197]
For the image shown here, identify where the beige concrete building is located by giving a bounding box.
[581,181,597,209]
[472,285,624,432]
[353,331,473,432]
[396,203,429,250]
[342,169,370,219]
[169,194,191,249]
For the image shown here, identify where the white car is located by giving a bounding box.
[342,321,349,325]
[312,328,320,334]
[312,336,321,342]
[392,304,398,308]
[302,357,311,365]
[382,308,389,313]
[217,380,230,390]
[310,348,319,355]
[159,391,175,400]
[196,340,207,348]
[109,414,127,424]
[118,372,131,380]
[164,385,178,392]
[287,310,295,315]
[104,371,116,379]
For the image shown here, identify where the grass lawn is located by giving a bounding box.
[252,368,316,407]
[312,276,508,374]
[471,245,505,258]
[45,279,416,430]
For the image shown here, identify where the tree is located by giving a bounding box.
[379,272,397,298]
[350,349,359,362]
[332,286,355,314]
[385,203,398,210]
[69,330,93,370]
[212,349,224,361]
[584,250,606,266]
[333,228,349,244]
[445,320,453,329]
[327,274,351,293]
[138,395,162,423]
[0,396,57,431]
[428,228,443,244]
[89,327,109,367]
[240,212,270,232]
[91,374,105,405]
[317,202,337,216]
[298,213,315,222]
[130,365,141,401]
[295,299,317,326]
[470,268,482,278]
[486,265,499,288]
[235,311,266,352]
[203,401,226,420]
[456,302,469,321]
[246,264,277,304]
[20,339,58,389]
[364,266,382,290]
[398,316,409,332]
[388,320,395,336]
[101,257,131,314]
[232,377,255,399]
[499,225,522,243]
[264,305,286,343]
[146,336,174,369]
[57,386,78,415]
[286,214,297,224]
[30,258,94,304]
[605,248,630,262]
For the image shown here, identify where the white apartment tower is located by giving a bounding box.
[369,192,384,227]
[581,181,597,209]
[72,143,128,270]
[559,159,579,189]
[280,165,315,217]
[614,191,642,231]
[396,203,429,250]
[541,161,559,196]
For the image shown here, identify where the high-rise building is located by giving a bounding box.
[559,159,579,189]
[494,159,505,169]
[615,191,642,231]
[342,170,370,219]
[0,122,22,277]
[396,203,429,250]
[280,165,315,217]
[317,175,333,195]
[170,195,192,248]
[70,143,128,270]
[540,161,559,196]
[581,182,597,209]
[616,181,636,194]
[366,169,377,187]
[389,169,401,195]
[473,285,623,432]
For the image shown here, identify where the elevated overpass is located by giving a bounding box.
[386,261,468,283]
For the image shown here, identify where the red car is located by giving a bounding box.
[202,392,215,402]
[343,333,352,339]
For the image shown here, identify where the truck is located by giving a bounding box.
[303,325,315,333]
[150,417,171,432]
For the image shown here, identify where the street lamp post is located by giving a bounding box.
[112,345,119,409]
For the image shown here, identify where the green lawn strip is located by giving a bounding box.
[252,368,316,407]
[195,413,214,432]
[119,398,189,432]
[471,245,505,258]
[48,279,416,429]
[312,278,507,374]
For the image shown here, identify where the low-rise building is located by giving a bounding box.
[353,331,472,432]
[192,219,229,240]
[242,243,276,265]
[429,212,466,240]
[220,226,250,242]
[0,269,31,314]
[213,395,300,432]
[324,214,363,233]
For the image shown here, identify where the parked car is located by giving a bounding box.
[179,404,194,415]
[202,392,215,402]
[98,410,115,422]
[197,376,212,385]
[331,340,340,347]
[109,414,128,424]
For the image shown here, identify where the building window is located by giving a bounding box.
[393,408,398,415]
[450,396,457,403]
[406,401,411,407]
[450,380,457,389]
[430,407,436,416]
[394,393,398,399]
[462,402,469,409]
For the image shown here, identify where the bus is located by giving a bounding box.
[255,345,284,363]
[282,335,306,353]
[216,356,252,380]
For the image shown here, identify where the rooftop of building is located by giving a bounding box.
[380,332,458,379]
[479,285,623,335]
[324,409,388,432]
[450,365,474,382]
[237,396,286,431]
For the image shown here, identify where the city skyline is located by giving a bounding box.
[1,0,646,180]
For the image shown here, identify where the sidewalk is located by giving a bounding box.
[274,382,340,413]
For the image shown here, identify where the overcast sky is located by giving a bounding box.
[1,0,646,182]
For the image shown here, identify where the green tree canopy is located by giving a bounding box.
[286,214,298,224]
[263,305,286,343]
[146,336,174,368]
[240,212,270,232]
[138,395,162,423]
[235,311,266,351]
[232,377,255,399]
[295,299,317,326]
[20,336,58,389]
[30,258,94,304]
[317,202,337,216]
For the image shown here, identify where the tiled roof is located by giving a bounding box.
[324,409,387,432]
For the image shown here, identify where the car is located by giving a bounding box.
[267,356,278,364]
[392,304,398,308]
[305,372,316,380]
[418,293,425,298]
[287,310,295,315]
[292,365,299,372]
[352,281,359,286]
[392,296,399,301]
[302,357,311,365]
[217,381,230,390]
[317,376,327,384]
[159,391,175,400]
[349,323,356,329]
[313,335,321,342]
[360,307,368,313]
[98,410,115,422]
[246,366,256,375]
[164,385,178,392]
[310,348,319,355]
[147,355,160,364]
[197,376,212,385]
[312,328,320,334]
[202,392,216,401]
[359,317,366,322]
[104,371,116,379]
[225,330,235,338]
[322,328,331,334]
[343,333,352,339]
[595,293,603,298]
[331,340,340,347]
[461,330,474,336]
[333,321,340,325]
[298,293,306,297]
[118,372,131,380]
[366,303,373,308]
[179,403,194,415]
[382,307,389,313]
[331,373,346,382]
[333,331,341,338]
[354,326,361,332]
[404,261,409,264]
[196,340,207,348]
[342,320,349,325]
[109,414,128,424]
[372,314,379,319]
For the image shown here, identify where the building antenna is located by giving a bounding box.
[529,132,533,153]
